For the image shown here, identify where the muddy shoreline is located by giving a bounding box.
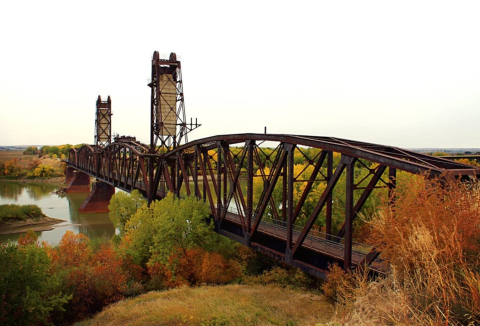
[0,176,66,186]
[0,216,66,235]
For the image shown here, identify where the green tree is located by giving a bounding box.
[108,190,146,235]
[122,204,158,267]
[0,242,70,326]
[23,146,39,155]
[149,194,212,267]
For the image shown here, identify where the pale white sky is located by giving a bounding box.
[1,0,479,148]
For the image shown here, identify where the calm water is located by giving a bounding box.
[0,181,115,244]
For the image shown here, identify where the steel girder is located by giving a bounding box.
[66,133,480,277]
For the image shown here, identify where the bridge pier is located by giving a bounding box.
[79,181,115,213]
[65,167,91,193]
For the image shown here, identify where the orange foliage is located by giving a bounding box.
[91,244,128,305]
[367,174,480,324]
[49,231,129,321]
[151,247,242,288]
[370,175,480,263]
[17,230,39,246]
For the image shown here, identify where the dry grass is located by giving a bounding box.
[323,174,480,326]
[76,284,334,326]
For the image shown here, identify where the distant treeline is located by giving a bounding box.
[23,144,87,158]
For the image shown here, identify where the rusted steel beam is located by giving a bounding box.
[253,146,281,221]
[222,145,247,230]
[292,160,348,255]
[292,150,328,223]
[171,134,480,177]
[178,152,190,196]
[194,146,199,198]
[286,145,295,263]
[197,147,216,216]
[344,155,356,271]
[246,140,254,240]
[151,158,164,199]
[216,142,223,225]
[139,158,149,198]
[251,145,289,238]
[336,165,388,239]
[388,167,397,205]
[326,151,333,239]
[357,248,381,273]
[162,162,175,194]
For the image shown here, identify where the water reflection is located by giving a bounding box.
[25,183,58,200]
[66,193,115,240]
[0,181,115,245]
[0,182,24,200]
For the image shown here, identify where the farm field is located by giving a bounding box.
[0,150,63,170]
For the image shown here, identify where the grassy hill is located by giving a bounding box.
[76,284,334,326]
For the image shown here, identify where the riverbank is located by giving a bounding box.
[0,176,65,186]
[0,216,66,235]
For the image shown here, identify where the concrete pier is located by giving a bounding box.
[79,181,115,213]
[65,167,91,193]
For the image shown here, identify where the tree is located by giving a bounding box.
[0,242,70,326]
[108,190,146,235]
[149,194,212,268]
[34,164,55,178]
[27,159,41,171]
[48,231,129,322]
[23,146,39,155]
[2,159,23,177]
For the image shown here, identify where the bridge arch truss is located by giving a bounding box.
[67,133,479,277]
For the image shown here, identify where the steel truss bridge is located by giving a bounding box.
[65,52,480,278]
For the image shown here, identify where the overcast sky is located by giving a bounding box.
[1,0,479,148]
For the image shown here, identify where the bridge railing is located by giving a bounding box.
[224,205,373,257]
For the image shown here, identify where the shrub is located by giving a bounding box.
[0,204,45,222]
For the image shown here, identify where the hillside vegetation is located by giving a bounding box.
[77,285,333,326]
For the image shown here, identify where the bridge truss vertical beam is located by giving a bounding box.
[343,155,356,271]
[285,145,295,264]
[245,140,255,243]
[326,151,333,239]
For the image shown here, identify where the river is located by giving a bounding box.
[0,181,115,244]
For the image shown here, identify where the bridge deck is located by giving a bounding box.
[224,212,388,274]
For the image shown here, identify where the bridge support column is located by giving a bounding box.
[65,167,91,193]
[79,181,115,213]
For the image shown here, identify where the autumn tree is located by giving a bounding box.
[49,231,129,322]
[27,158,41,171]
[1,159,23,177]
[34,164,55,178]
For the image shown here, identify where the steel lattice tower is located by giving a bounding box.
[148,51,200,153]
[94,95,112,149]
